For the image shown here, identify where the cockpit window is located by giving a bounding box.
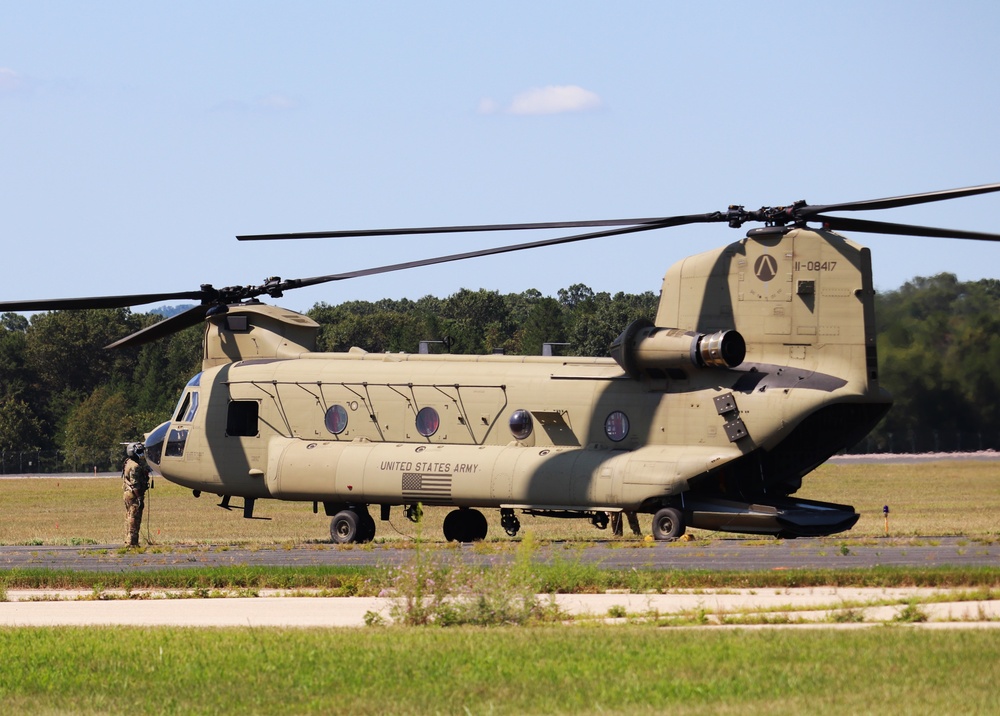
[173,393,190,422]
[165,428,189,457]
[183,391,199,422]
[173,391,200,423]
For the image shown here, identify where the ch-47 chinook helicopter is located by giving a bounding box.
[5,183,1000,543]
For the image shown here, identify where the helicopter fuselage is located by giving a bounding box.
[144,227,892,540]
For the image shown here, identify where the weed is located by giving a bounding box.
[607,604,627,619]
[385,530,566,627]
[719,612,793,626]
[894,601,929,623]
[363,610,386,627]
[829,608,865,623]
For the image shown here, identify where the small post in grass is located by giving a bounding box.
[883,504,890,536]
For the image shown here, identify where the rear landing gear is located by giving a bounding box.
[651,507,685,541]
[442,508,488,542]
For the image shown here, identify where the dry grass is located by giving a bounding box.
[805,460,1000,538]
[0,459,997,545]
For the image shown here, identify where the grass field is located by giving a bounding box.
[1,626,998,715]
[1,460,998,545]
[2,461,998,715]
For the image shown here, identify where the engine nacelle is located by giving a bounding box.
[610,318,746,380]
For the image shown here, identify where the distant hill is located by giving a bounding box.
[149,305,195,319]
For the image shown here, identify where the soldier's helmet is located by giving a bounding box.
[126,443,145,460]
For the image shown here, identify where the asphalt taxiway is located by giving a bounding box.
[1,535,997,572]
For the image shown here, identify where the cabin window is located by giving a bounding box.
[227,400,260,437]
[509,409,533,440]
[325,404,349,435]
[604,411,630,442]
[415,406,440,437]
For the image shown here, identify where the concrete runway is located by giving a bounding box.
[2,587,999,628]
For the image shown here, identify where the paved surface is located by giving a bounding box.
[2,587,998,628]
[1,536,998,572]
[3,533,997,629]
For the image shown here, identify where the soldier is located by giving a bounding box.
[122,443,151,547]
[610,510,642,537]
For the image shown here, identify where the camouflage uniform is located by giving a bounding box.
[610,511,642,537]
[122,453,150,546]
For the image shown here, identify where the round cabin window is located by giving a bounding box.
[325,405,349,435]
[415,406,440,437]
[509,409,533,440]
[604,411,630,442]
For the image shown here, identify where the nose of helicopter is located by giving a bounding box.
[143,421,170,470]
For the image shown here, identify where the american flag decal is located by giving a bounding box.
[401,473,452,504]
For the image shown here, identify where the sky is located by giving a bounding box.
[4,1,1000,315]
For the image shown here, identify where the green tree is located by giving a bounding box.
[567,291,658,357]
[62,386,138,470]
[132,324,203,417]
[518,296,566,355]
[442,289,512,354]
[0,396,45,453]
[870,274,1000,451]
[0,313,34,403]
[25,308,143,398]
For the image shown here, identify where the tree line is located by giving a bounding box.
[1,274,997,471]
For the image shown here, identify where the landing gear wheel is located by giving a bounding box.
[500,508,521,537]
[442,508,489,542]
[442,510,462,542]
[330,510,360,544]
[358,512,377,543]
[468,509,488,541]
[651,507,685,541]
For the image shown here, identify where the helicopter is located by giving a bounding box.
[4,183,1000,543]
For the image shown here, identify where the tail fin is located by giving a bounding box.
[656,226,880,394]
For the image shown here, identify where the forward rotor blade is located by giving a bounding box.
[0,290,209,313]
[800,182,1000,218]
[813,215,1000,242]
[283,213,724,290]
[104,304,212,349]
[238,217,671,241]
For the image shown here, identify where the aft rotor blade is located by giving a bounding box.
[0,289,209,313]
[104,304,212,349]
[814,215,1000,242]
[283,213,724,290]
[238,217,672,241]
[800,182,1000,218]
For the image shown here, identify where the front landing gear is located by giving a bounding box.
[442,508,488,542]
[500,508,521,537]
[330,507,376,544]
[651,507,685,541]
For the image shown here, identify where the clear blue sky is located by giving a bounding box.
[4,1,1000,314]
